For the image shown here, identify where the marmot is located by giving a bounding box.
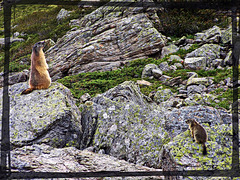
[186,119,208,155]
[21,41,51,95]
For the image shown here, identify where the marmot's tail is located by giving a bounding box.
[21,88,34,95]
[202,143,207,155]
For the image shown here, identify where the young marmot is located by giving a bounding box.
[186,119,208,155]
[21,41,51,95]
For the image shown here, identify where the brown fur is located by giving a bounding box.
[186,119,208,155]
[21,41,51,95]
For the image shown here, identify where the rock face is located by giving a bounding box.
[12,144,163,179]
[160,123,233,174]
[0,82,82,148]
[46,0,167,81]
[185,44,221,66]
[80,81,169,168]
[184,57,206,70]
[0,70,29,87]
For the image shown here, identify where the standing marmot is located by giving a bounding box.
[186,119,208,155]
[21,41,51,95]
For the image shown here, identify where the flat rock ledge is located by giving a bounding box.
[12,144,164,180]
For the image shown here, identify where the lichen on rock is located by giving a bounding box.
[0,82,82,148]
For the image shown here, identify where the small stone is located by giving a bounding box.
[184,57,206,70]
[168,55,183,62]
[142,64,160,79]
[152,69,163,78]
[80,93,91,103]
[212,59,223,68]
[153,89,173,103]
[160,44,179,59]
[57,8,71,23]
[159,62,170,72]
[187,77,212,86]
[137,80,152,86]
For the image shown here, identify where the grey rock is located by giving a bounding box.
[174,36,187,46]
[221,26,232,44]
[223,50,232,66]
[164,105,223,138]
[80,81,169,168]
[187,77,213,87]
[194,25,221,43]
[47,0,167,81]
[174,62,183,69]
[212,58,223,68]
[185,44,221,66]
[225,77,232,87]
[57,8,71,22]
[158,62,170,72]
[184,93,217,107]
[184,57,206,70]
[159,97,183,110]
[11,144,163,179]
[180,44,193,51]
[187,84,206,96]
[153,89,173,104]
[0,82,82,148]
[168,55,183,62]
[187,72,198,78]
[169,65,177,71]
[142,64,160,79]
[152,68,163,78]
[158,75,171,82]
[164,76,182,87]
[44,39,56,51]
[0,70,29,87]
[160,44,179,59]
[80,93,91,103]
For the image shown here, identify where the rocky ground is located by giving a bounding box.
[0,0,239,179]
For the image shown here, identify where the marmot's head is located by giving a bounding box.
[33,41,45,56]
[186,119,196,125]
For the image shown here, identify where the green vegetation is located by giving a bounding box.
[59,42,234,110]
[157,8,229,37]
[58,52,188,99]
[0,4,98,72]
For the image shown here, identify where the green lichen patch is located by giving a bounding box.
[165,124,235,171]
[0,82,82,148]
[91,82,170,168]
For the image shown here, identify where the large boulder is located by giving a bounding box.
[163,105,231,138]
[0,82,82,148]
[46,0,167,81]
[159,123,234,179]
[194,25,221,43]
[185,44,221,66]
[80,81,169,168]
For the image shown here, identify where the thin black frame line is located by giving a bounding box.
[231,3,240,171]
[1,0,239,179]
[1,0,238,10]
[1,170,240,179]
[0,0,11,175]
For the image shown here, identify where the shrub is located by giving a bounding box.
[157,9,229,37]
